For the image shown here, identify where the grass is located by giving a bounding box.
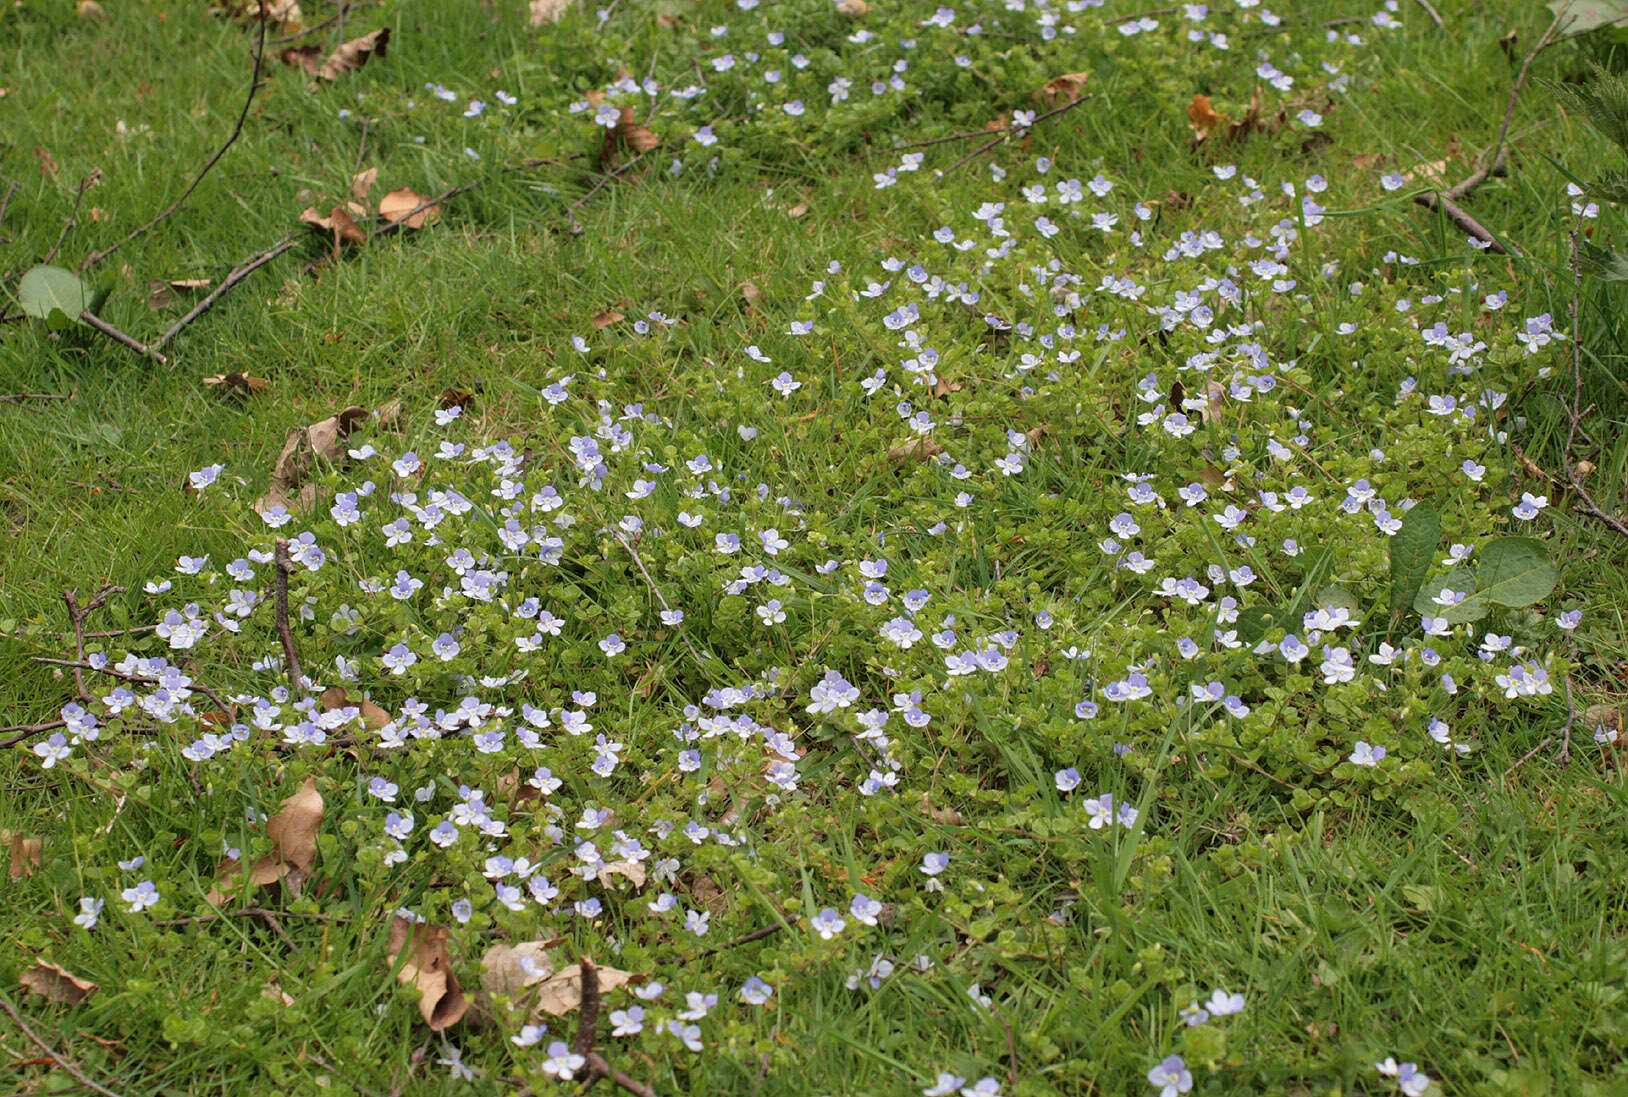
[3,0,1628,1095]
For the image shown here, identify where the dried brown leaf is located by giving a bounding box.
[5,830,41,879]
[530,962,637,1017]
[147,278,212,310]
[378,187,440,230]
[387,916,468,1030]
[615,107,659,153]
[279,44,322,78]
[254,405,369,514]
[478,940,561,999]
[595,858,647,889]
[1036,71,1089,109]
[318,27,390,81]
[738,280,762,312]
[19,961,99,1005]
[888,436,944,463]
[529,0,572,25]
[319,685,390,729]
[203,371,269,396]
[1187,94,1227,140]
[208,776,324,903]
[350,167,378,201]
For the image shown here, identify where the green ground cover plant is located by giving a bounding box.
[3,0,1628,1094]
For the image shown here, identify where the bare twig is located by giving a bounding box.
[1411,191,1520,255]
[76,310,169,364]
[0,992,129,1097]
[0,719,68,750]
[689,922,783,961]
[614,532,707,670]
[572,958,601,1061]
[274,538,309,697]
[42,170,101,266]
[1411,0,1444,30]
[79,15,268,273]
[931,93,1094,184]
[32,656,234,718]
[581,1055,658,1097]
[0,392,71,403]
[154,235,298,350]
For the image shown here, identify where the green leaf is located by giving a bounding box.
[1587,169,1628,205]
[1314,583,1359,618]
[1549,0,1628,36]
[1414,566,1484,624]
[1579,242,1628,281]
[1387,501,1439,623]
[17,264,95,323]
[1475,536,1557,608]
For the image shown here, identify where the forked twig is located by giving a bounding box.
[154,235,298,350]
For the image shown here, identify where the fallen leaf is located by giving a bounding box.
[1036,71,1090,109]
[319,685,390,729]
[1187,94,1227,141]
[36,146,58,176]
[836,0,868,14]
[591,308,624,330]
[529,0,572,25]
[786,202,809,219]
[19,961,99,1005]
[615,107,659,153]
[147,278,212,310]
[318,27,390,80]
[350,167,378,201]
[203,372,269,397]
[208,776,324,903]
[262,979,296,1006]
[77,1,104,19]
[378,187,440,230]
[888,436,944,463]
[5,830,41,878]
[440,387,476,410]
[387,916,468,1030]
[254,405,369,514]
[531,961,637,1017]
[279,45,322,78]
[299,205,367,258]
[479,940,560,1000]
[931,376,963,397]
[596,859,647,889]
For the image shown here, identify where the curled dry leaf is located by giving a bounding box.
[204,371,269,397]
[1187,89,1266,146]
[530,961,637,1017]
[888,436,944,463]
[387,916,469,1030]
[595,858,647,890]
[299,205,367,258]
[273,19,389,75]
[5,829,42,878]
[378,187,441,230]
[615,107,659,153]
[1036,71,1090,109]
[836,0,869,14]
[479,939,563,1005]
[147,278,212,310]
[529,0,572,25]
[319,685,391,729]
[738,280,762,313]
[350,167,378,201]
[254,405,370,514]
[207,776,324,903]
[19,960,99,1005]
[591,308,624,330]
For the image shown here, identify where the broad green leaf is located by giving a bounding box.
[1549,0,1628,36]
[17,264,95,322]
[1387,501,1439,623]
[1475,536,1557,608]
[1314,583,1359,618]
[1235,605,1278,643]
[1413,566,1483,624]
[1588,169,1628,205]
[1579,242,1628,281]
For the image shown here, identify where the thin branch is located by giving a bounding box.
[581,1054,658,1097]
[689,922,783,961]
[32,656,234,719]
[154,235,298,350]
[76,310,169,364]
[79,15,268,273]
[571,958,601,1061]
[0,992,129,1097]
[931,94,1094,185]
[0,392,71,403]
[614,532,707,670]
[273,538,309,698]
[0,719,68,750]
[42,170,101,267]
[1411,191,1520,255]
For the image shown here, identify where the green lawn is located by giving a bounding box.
[3,0,1628,1094]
